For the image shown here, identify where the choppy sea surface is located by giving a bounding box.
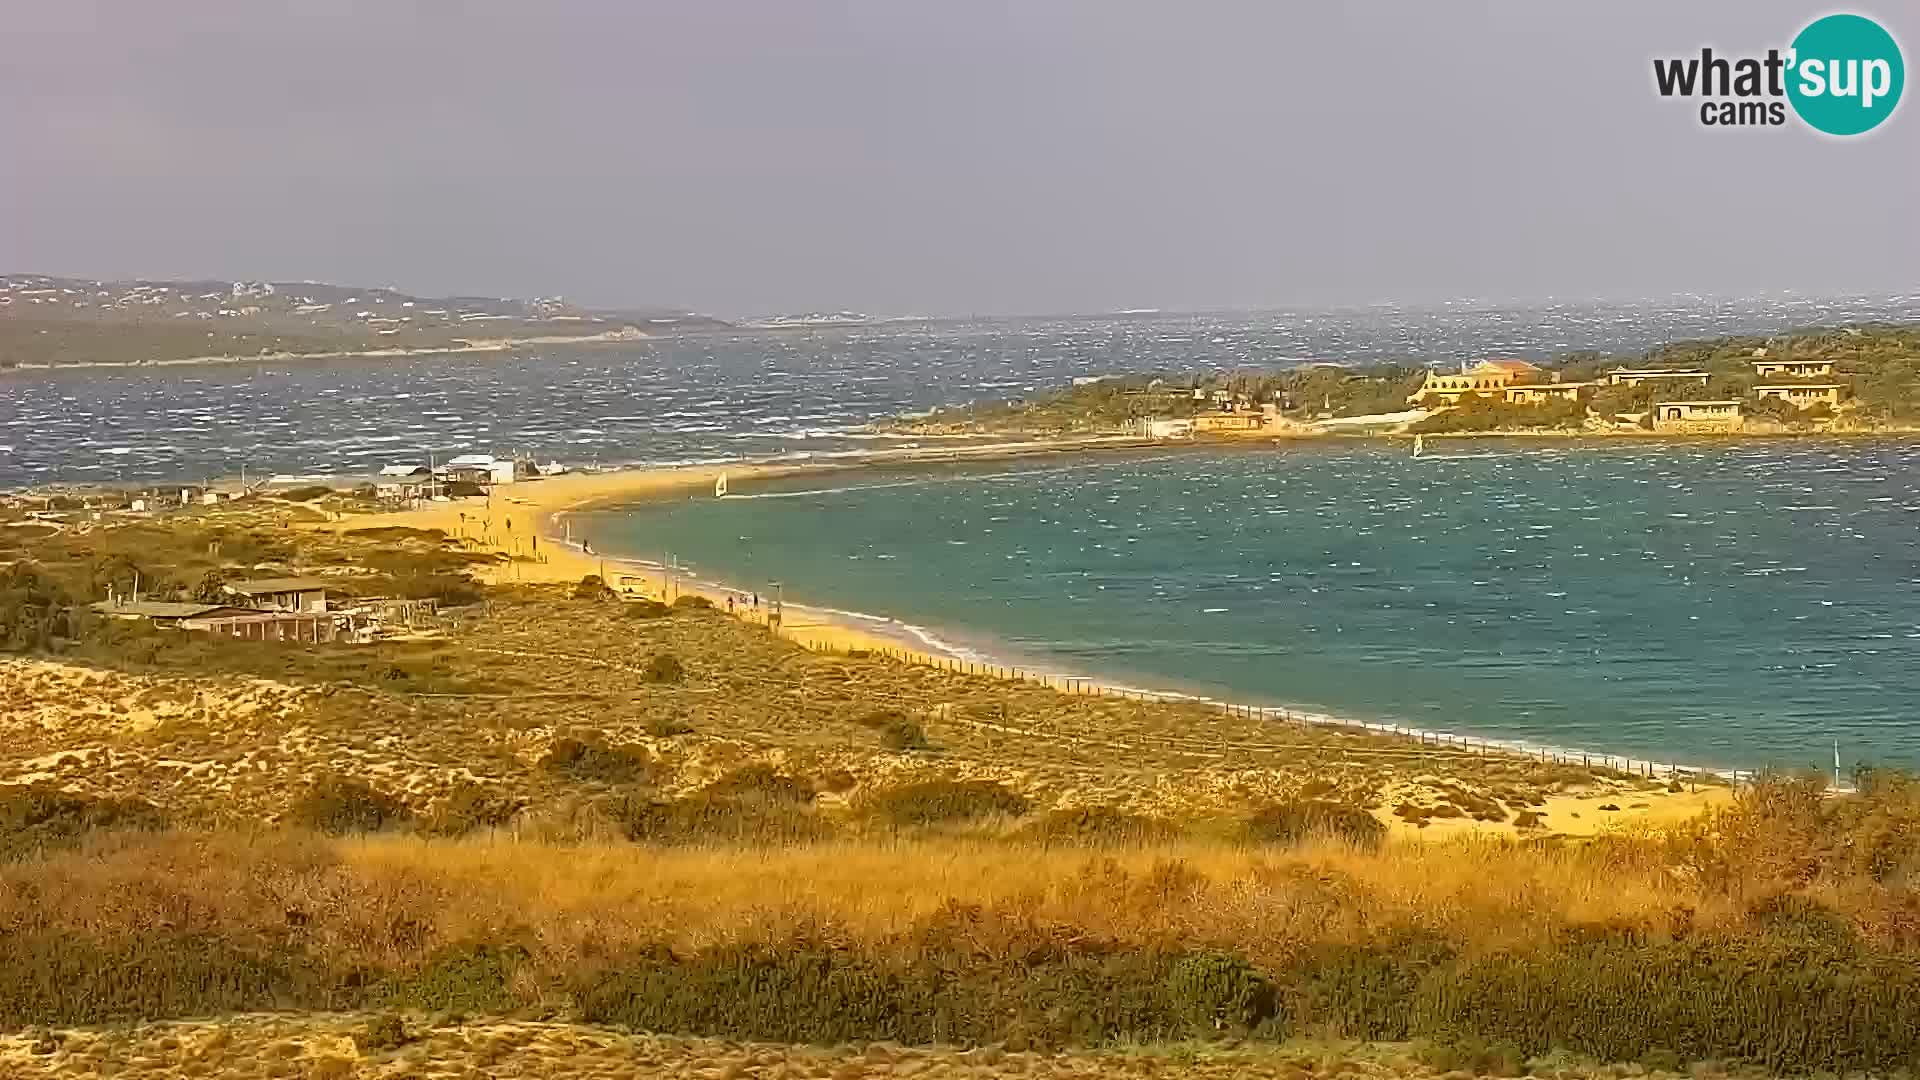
[9,296,1920,770]
[582,440,1920,773]
[4,294,1917,488]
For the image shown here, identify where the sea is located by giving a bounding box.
[6,294,1920,770]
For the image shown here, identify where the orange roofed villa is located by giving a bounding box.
[1407,358,1539,405]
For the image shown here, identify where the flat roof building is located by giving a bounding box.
[1652,400,1743,433]
[223,576,331,613]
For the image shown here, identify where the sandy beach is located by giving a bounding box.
[311,445,1733,838]
[311,437,1163,665]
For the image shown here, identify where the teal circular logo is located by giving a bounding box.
[1787,14,1904,135]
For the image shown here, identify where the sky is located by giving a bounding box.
[3,2,1916,317]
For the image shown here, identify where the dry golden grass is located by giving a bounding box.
[0,830,1708,970]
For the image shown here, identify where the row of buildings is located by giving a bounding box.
[1407,356,1847,432]
[375,455,561,501]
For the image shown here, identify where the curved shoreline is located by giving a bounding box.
[325,441,1755,787]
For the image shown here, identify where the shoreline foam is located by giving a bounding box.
[316,441,1761,792]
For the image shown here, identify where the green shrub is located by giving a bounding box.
[0,785,166,861]
[880,718,930,751]
[672,594,713,610]
[608,792,831,846]
[573,575,615,601]
[1165,951,1275,1033]
[644,653,685,683]
[286,776,412,835]
[1024,806,1183,846]
[859,779,1030,827]
[624,599,672,618]
[1242,800,1386,849]
[426,783,523,836]
[352,1013,413,1053]
[575,934,1190,1048]
[705,763,815,803]
[380,944,525,1014]
[645,713,694,737]
[276,485,334,502]
[540,735,658,785]
[1411,934,1920,1072]
[0,932,310,1026]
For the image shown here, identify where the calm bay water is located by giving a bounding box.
[580,441,1920,772]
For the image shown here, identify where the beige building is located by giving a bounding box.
[1504,381,1596,405]
[1752,358,1834,378]
[1408,358,1544,405]
[1754,383,1843,409]
[1191,412,1264,432]
[1138,418,1195,439]
[1606,368,1711,386]
[1652,400,1743,433]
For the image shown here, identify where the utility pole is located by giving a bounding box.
[768,580,783,631]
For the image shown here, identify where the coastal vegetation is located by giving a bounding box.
[898,322,1920,435]
[4,502,1920,1075]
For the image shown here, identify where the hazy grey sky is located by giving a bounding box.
[3,2,1915,316]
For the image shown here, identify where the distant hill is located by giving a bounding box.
[0,274,732,369]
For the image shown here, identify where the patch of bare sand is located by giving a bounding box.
[0,1012,1687,1079]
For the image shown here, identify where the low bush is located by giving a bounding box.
[426,783,523,836]
[704,763,815,803]
[880,718,930,750]
[352,1013,413,1053]
[608,792,831,846]
[645,713,694,737]
[286,776,412,835]
[1023,806,1183,846]
[672,594,713,610]
[1243,800,1385,849]
[540,734,658,785]
[0,785,165,861]
[859,780,1030,827]
[379,943,525,1014]
[644,653,685,683]
[573,575,616,601]
[1165,950,1276,1033]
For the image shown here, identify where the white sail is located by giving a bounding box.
[714,473,729,497]
[1412,434,1425,457]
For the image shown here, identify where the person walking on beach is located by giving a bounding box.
[727,595,736,615]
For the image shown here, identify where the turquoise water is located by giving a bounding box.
[576,440,1920,772]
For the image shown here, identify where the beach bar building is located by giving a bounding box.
[222,576,331,613]
[90,599,262,627]
[1652,400,1744,433]
[181,610,351,643]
